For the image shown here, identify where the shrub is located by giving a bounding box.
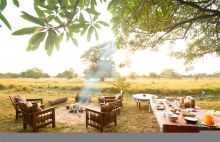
[112,77,130,92]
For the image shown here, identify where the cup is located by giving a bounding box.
[204,113,214,126]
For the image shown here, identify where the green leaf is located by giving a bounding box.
[53,32,60,51]
[27,32,46,51]
[80,25,89,36]
[46,15,55,22]
[0,13,11,30]
[71,36,78,47]
[12,27,44,35]
[91,0,97,8]
[34,5,46,17]
[87,26,94,41]
[12,0,19,7]
[79,13,85,22]
[94,23,101,29]
[58,32,64,42]
[54,16,63,24]
[86,8,100,15]
[93,15,98,21]
[94,28,99,41]
[0,0,7,12]
[97,21,109,27]
[21,11,45,26]
[45,32,55,56]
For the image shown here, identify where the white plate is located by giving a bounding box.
[202,122,216,127]
[184,117,198,121]
[186,108,196,112]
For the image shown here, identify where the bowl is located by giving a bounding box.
[168,114,179,122]
[184,117,198,124]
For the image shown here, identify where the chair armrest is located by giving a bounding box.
[85,108,101,114]
[26,98,43,101]
[105,99,116,103]
[104,96,115,99]
[35,107,55,115]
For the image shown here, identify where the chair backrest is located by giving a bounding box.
[9,94,21,109]
[120,90,124,99]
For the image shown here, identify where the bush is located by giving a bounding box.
[56,69,78,79]
[112,77,130,92]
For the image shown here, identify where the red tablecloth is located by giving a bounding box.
[150,99,220,133]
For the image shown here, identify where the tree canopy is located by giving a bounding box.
[56,68,78,79]
[109,0,220,66]
[81,41,119,81]
[0,0,220,66]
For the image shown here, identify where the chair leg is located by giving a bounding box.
[115,117,117,126]
[52,119,56,128]
[23,122,27,130]
[100,127,103,133]
[33,128,37,132]
[16,111,19,120]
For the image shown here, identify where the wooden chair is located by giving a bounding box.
[85,100,122,132]
[17,102,56,132]
[98,90,124,106]
[9,94,44,120]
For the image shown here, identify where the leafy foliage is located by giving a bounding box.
[109,0,220,65]
[81,41,119,81]
[6,0,109,56]
[20,68,49,79]
[56,68,78,79]
[160,69,181,79]
[112,77,130,92]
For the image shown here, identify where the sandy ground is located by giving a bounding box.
[55,103,100,126]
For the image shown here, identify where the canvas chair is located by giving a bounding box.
[17,102,55,132]
[85,100,122,132]
[9,94,44,120]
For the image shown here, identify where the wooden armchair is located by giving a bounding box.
[9,94,44,120]
[85,100,122,132]
[98,90,124,106]
[17,102,55,132]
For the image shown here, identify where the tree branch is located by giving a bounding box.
[176,0,220,15]
[164,13,218,32]
[54,0,81,30]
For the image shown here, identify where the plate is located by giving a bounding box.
[156,107,165,110]
[184,117,198,124]
[186,108,196,112]
[202,122,216,127]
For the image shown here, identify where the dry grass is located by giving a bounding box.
[0,78,220,133]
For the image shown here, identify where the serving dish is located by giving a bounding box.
[168,114,179,122]
[184,117,198,124]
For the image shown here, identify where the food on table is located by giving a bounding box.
[170,108,180,114]
[167,114,179,122]
[182,111,196,117]
[156,104,165,110]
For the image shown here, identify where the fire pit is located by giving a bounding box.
[66,103,84,114]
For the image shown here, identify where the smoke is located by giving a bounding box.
[78,41,119,104]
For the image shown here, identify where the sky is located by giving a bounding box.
[0,1,220,76]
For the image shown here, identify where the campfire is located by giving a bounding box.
[66,103,84,114]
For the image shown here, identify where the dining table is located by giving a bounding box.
[150,99,220,133]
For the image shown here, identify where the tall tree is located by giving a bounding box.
[108,0,220,67]
[81,41,119,81]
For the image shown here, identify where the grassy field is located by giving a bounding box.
[0,77,220,133]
